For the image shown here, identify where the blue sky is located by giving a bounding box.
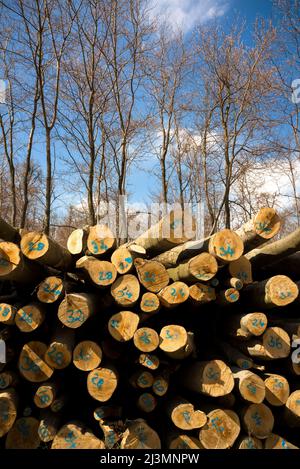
[127,0,275,204]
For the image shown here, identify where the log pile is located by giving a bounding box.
[0,208,300,449]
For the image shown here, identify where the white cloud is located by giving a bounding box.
[232,158,300,210]
[149,0,229,32]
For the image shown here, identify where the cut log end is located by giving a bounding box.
[243,403,274,439]
[157,281,189,308]
[0,303,16,325]
[37,277,64,303]
[108,311,140,342]
[15,303,45,333]
[189,252,218,281]
[140,292,160,314]
[18,342,54,383]
[262,327,291,359]
[264,374,290,407]
[285,390,300,426]
[67,228,87,255]
[235,370,265,404]
[265,433,299,449]
[159,325,189,355]
[137,392,157,413]
[21,232,49,260]
[87,224,115,256]
[238,436,263,449]
[0,388,18,437]
[199,409,240,449]
[33,383,57,408]
[228,256,253,284]
[5,417,40,449]
[110,274,140,307]
[189,283,216,304]
[134,258,169,293]
[120,419,161,449]
[254,207,281,240]
[170,400,207,430]
[133,328,159,352]
[209,229,244,263]
[51,422,105,449]
[111,247,135,274]
[73,341,102,371]
[138,353,160,370]
[169,435,204,449]
[58,293,95,329]
[265,275,299,306]
[87,367,118,402]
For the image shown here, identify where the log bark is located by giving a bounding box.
[126,209,195,255]
[153,229,244,268]
[246,225,300,270]
[0,217,20,242]
[167,252,218,283]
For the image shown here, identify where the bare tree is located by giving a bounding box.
[145,26,190,204]
[102,0,152,241]
[10,0,77,234]
[58,0,112,226]
[193,22,277,231]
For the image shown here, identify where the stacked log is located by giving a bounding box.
[0,207,300,450]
